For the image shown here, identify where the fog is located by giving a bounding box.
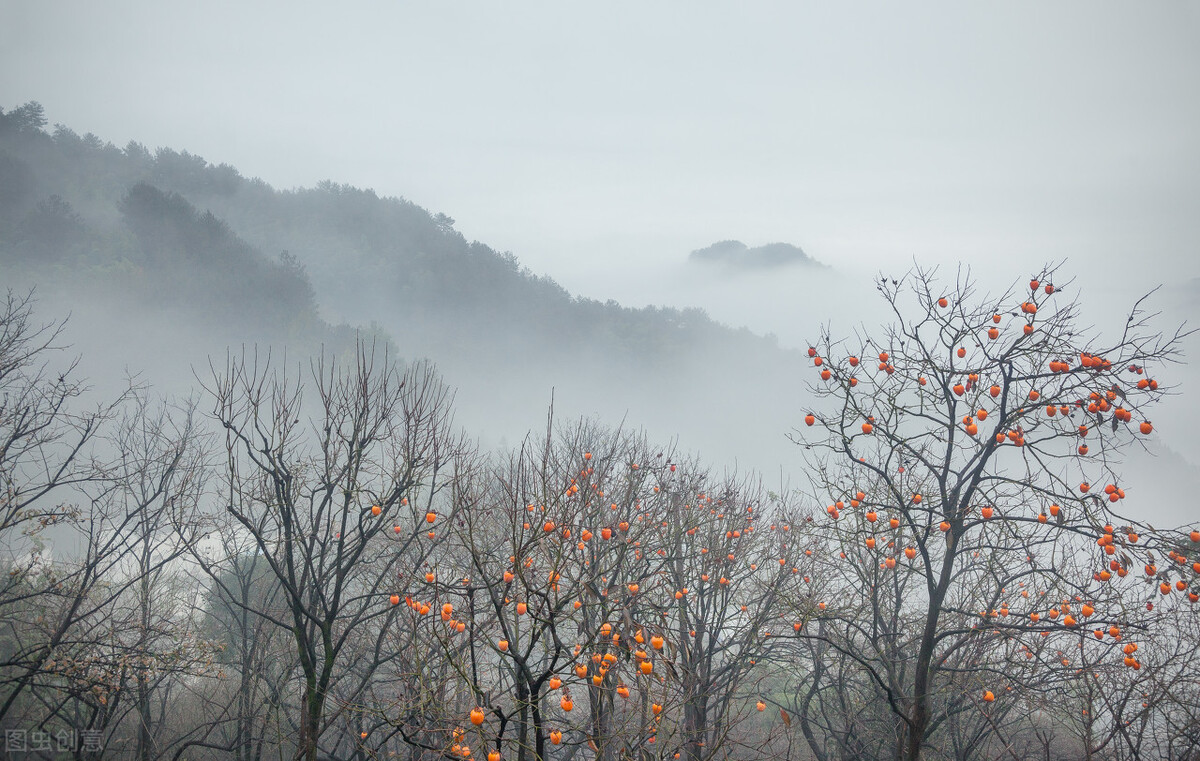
[20,251,1200,529]
[5,2,1198,284]
[6,8,1200,758]
[3,1,1199,520]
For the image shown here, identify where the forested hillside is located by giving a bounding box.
[0,101,806,468]
[0,100,781,361]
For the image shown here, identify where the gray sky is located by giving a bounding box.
[4,0,1199,309]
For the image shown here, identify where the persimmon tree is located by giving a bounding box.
[415,421,669,761]
[644,470,801,761]
[791,266,1193,761]
[383,419,796,761]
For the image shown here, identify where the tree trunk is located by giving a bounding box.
[136,673,153,761]
[683,694,708,761]
[905,540,957,761]
[531,689,546,761]
[298,675,326,761]
[591,686,614,761]
[516,682,530,761]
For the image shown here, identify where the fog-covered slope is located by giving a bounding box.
[4,100,1198,503]
[0,101,810,474]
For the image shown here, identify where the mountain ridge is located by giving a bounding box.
[0,100,811,474]
[689,239,823,270]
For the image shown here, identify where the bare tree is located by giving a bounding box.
[0,292,206,761]
[0,288,119,718]
[198,343,466,761]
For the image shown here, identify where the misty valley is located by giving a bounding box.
[2,101,1200,761]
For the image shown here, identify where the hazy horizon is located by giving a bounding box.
[3,0,1199,505]
[4,1,1198,306]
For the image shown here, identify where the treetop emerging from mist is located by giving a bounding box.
[688,240,823,270]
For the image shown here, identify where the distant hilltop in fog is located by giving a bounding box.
[688,240,824,270]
